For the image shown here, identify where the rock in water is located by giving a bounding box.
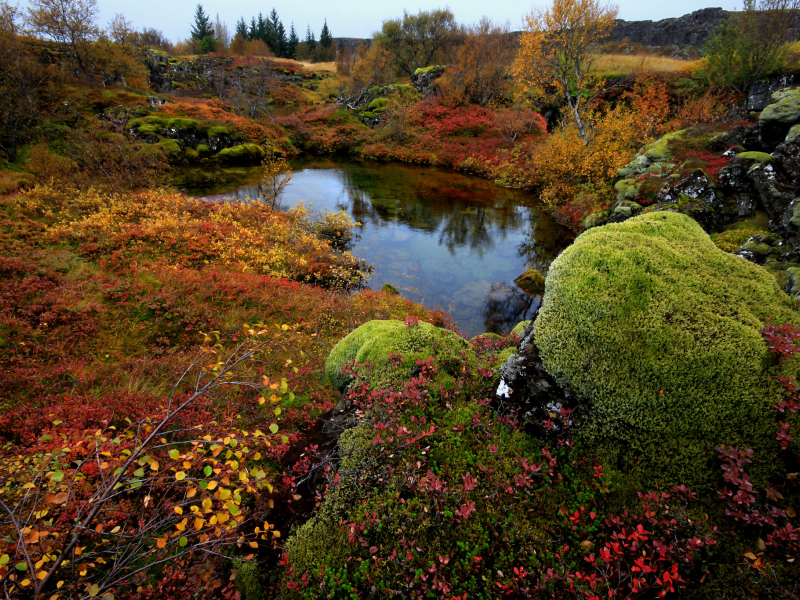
[535,212,800,489]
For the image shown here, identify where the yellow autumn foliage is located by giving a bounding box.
[22,185,368,288]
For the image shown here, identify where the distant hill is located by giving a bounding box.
[335,7,800,55]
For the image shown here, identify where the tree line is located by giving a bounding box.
[191,3,335,60]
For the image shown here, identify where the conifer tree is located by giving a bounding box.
[288,23,299,57]
[256,12,267,42]
[248,16,257,40]
[190,3,213,41]
[266,8,280,54]
[319,19,332,48]
[235,17,248,40]
[305,24,316,49]
[276,20,287,57]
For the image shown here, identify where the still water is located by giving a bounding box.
[176,158,572,338]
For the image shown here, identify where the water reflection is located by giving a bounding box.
[177,158,572,337]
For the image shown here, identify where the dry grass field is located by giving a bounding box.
[295,60,338,74]
[592,54,696,76]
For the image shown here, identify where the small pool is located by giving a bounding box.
[176,158,572,338]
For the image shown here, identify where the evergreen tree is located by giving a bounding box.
[190,4,214,41]
[288,23,299,57]
[235,17,248,40]
[305,24,316,49]
[265,8,280,54]
[319,19,332,48]
[276,20,287,57]
[256,12,267,42]
[248,16,257,40]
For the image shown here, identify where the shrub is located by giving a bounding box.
[535,211,800,489]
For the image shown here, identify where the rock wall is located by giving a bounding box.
[607,8,730,48]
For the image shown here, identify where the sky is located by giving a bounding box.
[19,0,744,44]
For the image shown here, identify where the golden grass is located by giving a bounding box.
[295,60,337,73]
[591,54,696,76]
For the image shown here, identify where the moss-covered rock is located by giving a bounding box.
[217,143,265,164]
[324,320,471,392]
[511,320,530,336]
[535,211,800,489]
[736,151,773,163]
[760,88,800,128]
[616,130,684,180]
[760,88,800,147]
[514,269,546,292]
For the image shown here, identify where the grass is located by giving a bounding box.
[591,54,696,76]
[295,60,337,74]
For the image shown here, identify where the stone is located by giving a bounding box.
[514,269,546,292]
[652,169,736,231]
[608,199,642,223]
[760,88,800,149]
[324,320,471,393]
[615,130,683,179]
[535,211,800,489]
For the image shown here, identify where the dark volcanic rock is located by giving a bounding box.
[748,75,800,111]
[653,169,737,231]
[495,315,571,440]
[608,8,729,48]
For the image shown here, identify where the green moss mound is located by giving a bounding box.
[217,143,265,164]
[535,211,799,489]
[324,320,471,392]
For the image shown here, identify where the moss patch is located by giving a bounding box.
[535,211,800,489]
[324,320,472,392]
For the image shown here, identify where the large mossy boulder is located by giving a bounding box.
[325,319,472,392]
[760,88,800,148]
[535,212,799,489]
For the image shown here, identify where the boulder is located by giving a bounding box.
[496,315,571,440]
[735,232,785,265]
[717,154,762,217]
[608,199,642,223]
[615,130,683,180]
[651,169,737,231]
[535,211,800,489]
[759,88,800,149]
[514,269,546,292]
[324,320,471,392]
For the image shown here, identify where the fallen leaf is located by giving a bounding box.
[44,492,68,505]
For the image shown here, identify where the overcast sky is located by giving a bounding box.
[20,0,744,44]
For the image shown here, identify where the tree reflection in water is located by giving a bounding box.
[185,157,572,337]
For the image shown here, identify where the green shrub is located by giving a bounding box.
[535,211,800,489]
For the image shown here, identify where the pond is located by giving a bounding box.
[175,158,573,338]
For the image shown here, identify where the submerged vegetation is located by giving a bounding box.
[3,0,800,597]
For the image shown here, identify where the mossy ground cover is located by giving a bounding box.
[536,212,800,489]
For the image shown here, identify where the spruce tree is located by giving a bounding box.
[305,24,316,49]
[288,23,299,58]
[319,19,332,48]
[191,4,214,41]
[256,12,267,42]
[276,20,287,57]
[248,16,257,40]
[235,17,248,40]
[265,8,279,54]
